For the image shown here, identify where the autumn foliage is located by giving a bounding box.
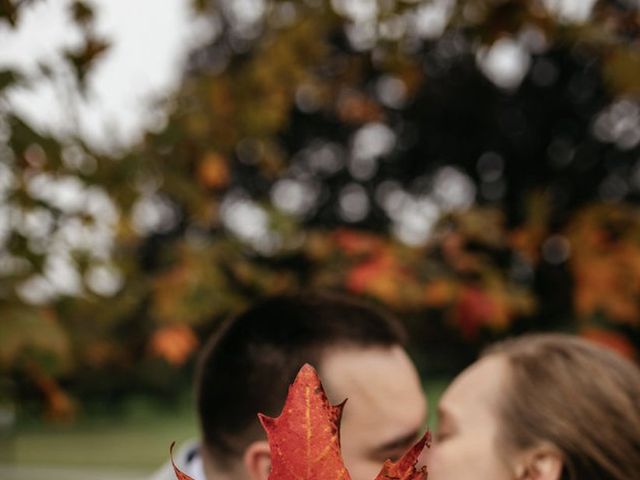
[2,0,640,419]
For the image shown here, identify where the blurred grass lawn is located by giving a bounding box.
[5,397,198,474]
[4,378,449,478]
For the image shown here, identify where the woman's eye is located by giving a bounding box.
[435,430,451,442]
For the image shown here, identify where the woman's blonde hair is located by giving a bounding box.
[484,334,640,480]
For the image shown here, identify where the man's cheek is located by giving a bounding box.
[350,458,384,480]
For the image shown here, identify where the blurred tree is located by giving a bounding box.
[2,0,640,418]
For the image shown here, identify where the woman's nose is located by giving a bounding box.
[417,436,433,470]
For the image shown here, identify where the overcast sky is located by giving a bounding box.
[0,0,206,150]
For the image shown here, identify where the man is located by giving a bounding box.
[154,292,427,480]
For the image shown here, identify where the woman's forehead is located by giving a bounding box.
[320,346,420,391]
[440,355,510,418]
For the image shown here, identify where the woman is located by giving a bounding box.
[428,334,640,480]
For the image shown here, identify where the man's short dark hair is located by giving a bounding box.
[196,292,407,466]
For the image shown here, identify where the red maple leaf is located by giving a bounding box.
[258,364,351,480]
[171,364,430,480]
[170,442,196,480]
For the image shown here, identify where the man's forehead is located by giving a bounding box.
[320,346,416,391]
[317,347,427,458]
[318,345,426,425]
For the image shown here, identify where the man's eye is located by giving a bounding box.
[381,450,403,462]
[434,430,451,442]
[372,448,403,463]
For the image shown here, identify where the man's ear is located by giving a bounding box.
[243,440,271,480]
[514,446,563,480]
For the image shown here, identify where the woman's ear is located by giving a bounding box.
[243,440,272,480]
[514,446,563,480]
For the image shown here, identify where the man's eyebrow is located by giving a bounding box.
[373,429,422,453]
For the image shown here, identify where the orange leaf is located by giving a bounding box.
[337,92,385,124]
[424,279,457,307]
[333,229,384,256]
[452,287,500,340]
[197,151,230,189]
[24,360,77,423]
[149,325,199,366]
[580,328,637,361]
[347,255,392,294]
[346,252,417,308]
